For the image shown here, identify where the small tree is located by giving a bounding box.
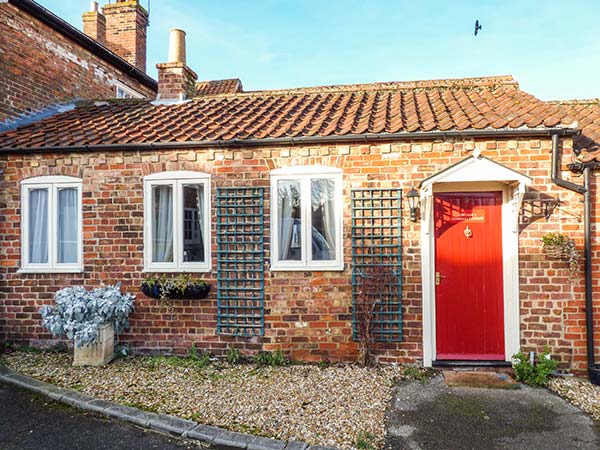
[355,266,395,366]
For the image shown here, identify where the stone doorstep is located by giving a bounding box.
[0,368,330,450]
[443,370,519,389]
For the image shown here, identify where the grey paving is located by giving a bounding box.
[385,375,600,450]
[0,382,201,450]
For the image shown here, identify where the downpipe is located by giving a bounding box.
[551,134,596,381]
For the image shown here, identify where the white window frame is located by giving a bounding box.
[270,166,344,271]
[143,171,211,272]
[20,176,83,273]
[114,81,144,99]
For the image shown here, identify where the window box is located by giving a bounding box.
[140,275,212,300]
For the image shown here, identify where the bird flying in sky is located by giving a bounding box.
[474,19,482,36]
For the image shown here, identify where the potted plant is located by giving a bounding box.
[542,232,579,277]
[39,283,135,366]
[140,274,211,300]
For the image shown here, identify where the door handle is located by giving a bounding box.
[435,272,446,285]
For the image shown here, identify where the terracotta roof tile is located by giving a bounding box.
[0,76,579,150]
[196,78,243,96]
[550,99,600,162]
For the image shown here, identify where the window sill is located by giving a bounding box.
[270,264,344,272]
[17,268,84,274]
[142,267,211,273]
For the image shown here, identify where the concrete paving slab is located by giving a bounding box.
[386,375,600,450]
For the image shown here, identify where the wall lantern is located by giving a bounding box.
[406,188,419,222]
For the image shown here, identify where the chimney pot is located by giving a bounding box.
[157,29,197,101]
[168,29,187,64]
[83,2,106,46]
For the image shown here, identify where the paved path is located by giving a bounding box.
[385,375,600,450]
[0,382,200,450]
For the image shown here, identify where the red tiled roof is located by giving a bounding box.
[550,99,600,162]
[196,78,243,96]
[0,75,576,150]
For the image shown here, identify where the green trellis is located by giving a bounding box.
[351,188,403,342]
[216,187,264,336]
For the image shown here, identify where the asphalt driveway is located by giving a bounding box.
[386,375,600,450]
[0,382,200,450]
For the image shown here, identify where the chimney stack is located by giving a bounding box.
[82,1,106,46]
[156,29,198,101]
[102,0,149,72]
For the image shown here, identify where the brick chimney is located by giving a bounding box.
[102,0,149,72]
[82,2,106,46]
[156,29,198,101]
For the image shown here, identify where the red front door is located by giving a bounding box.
[434,192,505,361]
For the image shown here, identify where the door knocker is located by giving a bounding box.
[464,225,473,238]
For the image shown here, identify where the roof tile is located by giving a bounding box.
[550,99,600,162]
[0,76,583,150]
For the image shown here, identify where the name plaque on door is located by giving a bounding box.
[450,208,485,223]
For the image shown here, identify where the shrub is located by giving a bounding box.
[226,347,245,364]
[512,349,558,387]
[402,366,431,383]
[254,349,289,367]
[189,345,212,368]
[39,283,135,347]
[355,266,396,366]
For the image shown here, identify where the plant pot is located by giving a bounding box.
[543,244,569,260]
[73,323,114,366]
[589,364,600,386]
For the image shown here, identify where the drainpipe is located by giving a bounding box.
[550,133,595,378]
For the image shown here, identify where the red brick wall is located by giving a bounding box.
[0,2,154,125]
[0,137,596,372]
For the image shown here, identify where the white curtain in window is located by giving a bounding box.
[152,185,173,262]
[311,178,336,260]
[278,181,297,260]
[196,185,205,256]
[29,188,49,264]
[57,188,78,263]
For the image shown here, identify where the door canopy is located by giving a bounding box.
[420,153,532,193]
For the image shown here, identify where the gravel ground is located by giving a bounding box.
[2,351,411,449]
[548,376,600,421]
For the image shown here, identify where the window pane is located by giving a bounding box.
[57,188,78,264]
[152,185,173,263]
[182,184,205,262]
[29,188,49,264]
[278,180,301,261]
[311,178,336,261]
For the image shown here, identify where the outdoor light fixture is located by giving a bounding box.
[406,188,419,222]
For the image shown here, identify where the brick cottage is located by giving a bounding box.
[0,1,599,375]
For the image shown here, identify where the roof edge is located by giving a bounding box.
[548,99,600,105]
[0,127,579,154]
[205,75,519,98]
[7,0,157,92]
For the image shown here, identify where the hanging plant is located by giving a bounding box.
[140,274,211,302]
[541,233,579,277]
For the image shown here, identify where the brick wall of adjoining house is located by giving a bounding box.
[0,3,154,125]
[0,137,596,372]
